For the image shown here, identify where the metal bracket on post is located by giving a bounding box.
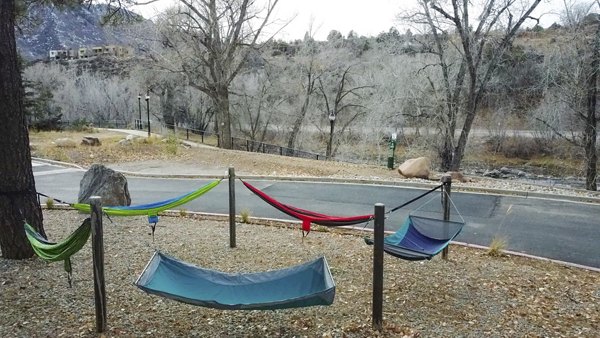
[372,203,385,331]
[90,196,107,333]
[441,174,452,260]
[228,167,236,248]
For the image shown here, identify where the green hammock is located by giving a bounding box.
[72,179,221,216]
[24,218,91,284]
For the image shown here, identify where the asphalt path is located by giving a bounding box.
[33,161,600,269]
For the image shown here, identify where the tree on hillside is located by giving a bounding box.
[151,0,280,149]
[406,0,542,171]
[317,65,371,160]
[285,35,322,155]
[231,60,286,149]
[533,1,599,191]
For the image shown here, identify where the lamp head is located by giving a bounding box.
[328,112,336,122]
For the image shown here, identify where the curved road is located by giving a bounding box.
[33,161,600,269]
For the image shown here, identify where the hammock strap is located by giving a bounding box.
[0,189,36,222]
[443,189,465,223]
[387,184,442,214]
[36,192,72,206]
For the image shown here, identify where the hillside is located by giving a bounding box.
[16,4,148,60]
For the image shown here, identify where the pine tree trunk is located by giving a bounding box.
[0,0,44,259]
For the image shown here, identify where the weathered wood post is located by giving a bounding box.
[89,196,107,333]
[441,174,452,260]
[372,203,385,331]
[228,167,236,248]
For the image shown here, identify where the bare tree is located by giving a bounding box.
[317,65,371,159]
[406,0,542,171]
[534,1,599,191]
[285,31,322,155]
[232,63,285,149]
[154,0,280,149]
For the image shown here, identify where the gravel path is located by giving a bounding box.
[1,210,598,337]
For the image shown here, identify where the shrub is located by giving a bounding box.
[487,236,507,257]
[165,134,179,155]
[45,198,55,209]
[240,208,251,223]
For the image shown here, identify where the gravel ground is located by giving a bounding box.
[0,210,598,337]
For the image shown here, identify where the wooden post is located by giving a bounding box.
[228,167,236,248]
[372,203,385,331]
[441,175,452,260]
[89,196,107,333]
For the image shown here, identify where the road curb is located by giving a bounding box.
[32,157,85,170]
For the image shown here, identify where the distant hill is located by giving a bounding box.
[16,4,146,61]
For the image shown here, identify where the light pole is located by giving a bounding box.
[327,111,336,160]
[145,92,150,137]
[137,94,141,130]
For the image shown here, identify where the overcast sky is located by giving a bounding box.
[134,0,569,41]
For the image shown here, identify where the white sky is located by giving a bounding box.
[134,0,569,41]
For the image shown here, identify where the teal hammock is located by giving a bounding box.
[135,251,336,310]
[365,215,465,261]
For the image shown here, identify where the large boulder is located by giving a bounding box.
[397,157,431,179]
[78,164,131,206]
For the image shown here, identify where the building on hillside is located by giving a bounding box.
[49,44,133,61]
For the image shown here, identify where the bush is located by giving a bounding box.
[484,136,551,159]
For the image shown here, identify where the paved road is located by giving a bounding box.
[33,160,600,269]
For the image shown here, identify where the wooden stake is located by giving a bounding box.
[228,167,236,248]
[90,196,107,333]
[441,175,452,260]
[372,203,385,331]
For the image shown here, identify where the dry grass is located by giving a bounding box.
[0,210,598,337]
[487,236,508,257]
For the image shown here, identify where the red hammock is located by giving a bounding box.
[242,180,373,233]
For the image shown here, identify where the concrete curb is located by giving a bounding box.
[32,157,85,170]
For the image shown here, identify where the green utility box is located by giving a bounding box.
[387,133,397,169]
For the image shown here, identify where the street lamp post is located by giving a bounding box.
[137,94,141,130]
[327,111,336,160]
[145,92,150,137]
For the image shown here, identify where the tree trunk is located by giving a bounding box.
[584,22,600,191]
[0,0,44,259]
[215,85,232,149]
[286,88,311,155]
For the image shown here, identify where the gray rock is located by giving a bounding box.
[118,139,132,146]
[54,138,77,148]
[78,164,131,206]
[81,136,101,146]
[483,169,502,178]
[499,167,511,174]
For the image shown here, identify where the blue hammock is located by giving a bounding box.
[366,215,465,261]
[135,251,336,310]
